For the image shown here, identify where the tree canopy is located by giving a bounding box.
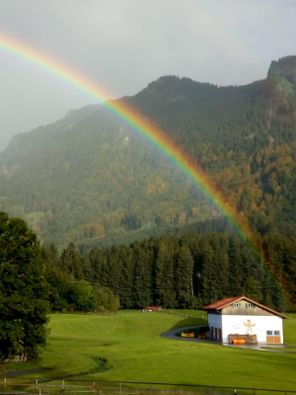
[0,212,48,360]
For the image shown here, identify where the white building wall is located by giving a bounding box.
[221,315,284,344]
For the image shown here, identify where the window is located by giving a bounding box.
[266,330,280,336]
[246,303,255,308]
[232,303,241,308]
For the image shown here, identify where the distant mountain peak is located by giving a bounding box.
[267,55,296,85]
[145,75,194,94]
[132,75,218,107]
[64,104,101,121]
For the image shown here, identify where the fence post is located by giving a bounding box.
[4,378,6,389]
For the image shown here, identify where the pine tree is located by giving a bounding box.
[199,239,218,304]
[175,244,194,308]
[227,236,244,295]
[131,242,153,308]
[59,242,84,280]
[116,245,135,308]
[154,238,176,307]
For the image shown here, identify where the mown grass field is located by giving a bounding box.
[2,311,296,391]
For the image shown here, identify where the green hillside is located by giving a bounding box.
[0,56,295,247]
[3,312,296,391]
[0,106,215,247]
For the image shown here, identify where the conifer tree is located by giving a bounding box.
[116,245,135,308]
[199,238,219,304]
[132,241,154,308]
[175,244,194,308]
[154,238,176,307]
[227,236,244,295]
[59,242,84,280]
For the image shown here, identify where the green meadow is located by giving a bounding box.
[2,311,296,391]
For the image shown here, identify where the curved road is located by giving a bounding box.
[161,325,206,342]
[161,326,296,352]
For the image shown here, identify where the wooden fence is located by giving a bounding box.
[1,377,296,395]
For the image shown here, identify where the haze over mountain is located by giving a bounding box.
[2,1,296,151]
[0,56,295,248]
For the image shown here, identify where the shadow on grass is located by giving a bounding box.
[0,367,53,378]
[169,317,207,330]
[46,356,113,380]
[1,356,113,381]
[51,337,118,347]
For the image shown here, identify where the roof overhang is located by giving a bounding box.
[203,296,287,319]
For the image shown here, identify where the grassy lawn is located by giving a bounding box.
[1,311,296,391]
[284,315,296,344]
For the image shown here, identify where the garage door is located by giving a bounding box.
[266,330,281,344]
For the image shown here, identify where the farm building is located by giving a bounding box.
[144,306,162,312]
[203,296,287,345]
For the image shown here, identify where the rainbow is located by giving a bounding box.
[0,34,259,251]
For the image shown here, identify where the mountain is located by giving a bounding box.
[0,56,295,247]
[0,105,217,247]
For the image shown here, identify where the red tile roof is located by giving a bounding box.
[203,295,287,319]
[204,296,241,310]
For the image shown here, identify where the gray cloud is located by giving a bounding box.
[0,0,295,149]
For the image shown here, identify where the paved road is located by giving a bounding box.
[161,326,296,352]
[161,325,207,343]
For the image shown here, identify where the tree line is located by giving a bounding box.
[45,232,295,311]
[1,211,295,361]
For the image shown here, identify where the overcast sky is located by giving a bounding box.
[0,0,295,150]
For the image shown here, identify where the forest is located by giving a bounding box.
[0,56,295,248]
[43,231,296,312]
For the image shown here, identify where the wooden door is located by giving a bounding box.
[266,330,281,344]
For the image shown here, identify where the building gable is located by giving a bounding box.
[204,296,287,319]
[221,300,274,316]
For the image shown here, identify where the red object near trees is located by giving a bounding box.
[145,306,161,312]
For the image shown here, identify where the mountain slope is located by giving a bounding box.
[125,58,296,234]
[0,56,295,246]
[0,105,215,247]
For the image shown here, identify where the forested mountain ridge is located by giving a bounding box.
[0,56,295,247]
[0,104,215,247]
[126,57,296,234]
